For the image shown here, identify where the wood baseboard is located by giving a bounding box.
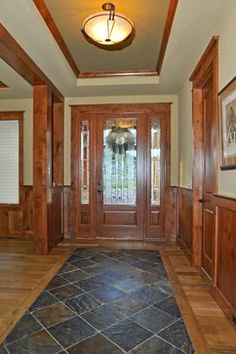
[177,235,193,263]
[211,285,236,328]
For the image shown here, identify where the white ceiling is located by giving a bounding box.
[0,0,228,98]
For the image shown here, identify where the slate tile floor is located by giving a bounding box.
[2,248,195,354]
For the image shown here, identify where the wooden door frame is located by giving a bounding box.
[70,103,171,240]
[0,24,64,254]
[190,36,219,266]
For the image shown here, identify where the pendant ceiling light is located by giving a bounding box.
[82,3,134,49]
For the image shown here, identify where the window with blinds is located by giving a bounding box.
[0,120,19,204]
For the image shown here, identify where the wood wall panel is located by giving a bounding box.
[151,211,160,226]
[63,186,74,239]
[0,186,33,238]
[165,187,178,241]
[177,188,193,259]
[48,186,64,249]
[202,197,215,279]
[212,195,236,325]
[103,211,137,225]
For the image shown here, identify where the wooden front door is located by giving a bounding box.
[96,115,145,239]
[71,104,170,241]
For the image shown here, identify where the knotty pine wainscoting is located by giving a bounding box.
[178,187,236,326]
[212,195,236,326]
[177,187,193,261]
[0,186,33,238]
[0,185,64,249]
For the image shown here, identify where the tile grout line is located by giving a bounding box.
[51,250,186,352]
[155,333,189,354]
[4,248,192,354]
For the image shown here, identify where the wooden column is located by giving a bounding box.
[33,85,53,254]
[53,101,64,186]
[48,99,64,250]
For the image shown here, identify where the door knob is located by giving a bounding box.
[97,189,103,193]
[199,198,209,203]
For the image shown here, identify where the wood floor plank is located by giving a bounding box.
[0,240,73,343]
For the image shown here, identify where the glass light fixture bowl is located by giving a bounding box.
[82,3,134,47]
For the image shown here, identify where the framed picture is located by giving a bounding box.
[219,76,236,170]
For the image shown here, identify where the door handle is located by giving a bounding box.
[199,198,209,203]
[97,189,103,193]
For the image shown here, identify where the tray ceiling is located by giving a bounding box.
[41,0,171,75]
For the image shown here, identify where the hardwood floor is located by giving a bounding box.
[0,239,73,343]
[0,239,235,353]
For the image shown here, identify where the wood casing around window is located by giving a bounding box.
[0,112,32,238]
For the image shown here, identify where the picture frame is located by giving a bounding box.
[219,76,236,170]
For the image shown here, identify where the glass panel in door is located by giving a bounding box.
[151,118,161,206]
[97,116,144,239]
[103,119,137,205]
[80,120,89,204]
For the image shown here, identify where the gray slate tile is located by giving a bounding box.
[103,318,152,352]
[131,335,185,354]
[6,330,61,354]
[67,334,123,354]
[81,304,124,330]
[5,314,42,344]
[130,306,177,333]
[48,316,96,349]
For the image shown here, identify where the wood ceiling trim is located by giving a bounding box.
[0,81,9,88]
[0,24,63,100]
[32,0,178,78]
[190,36,219,82]
[156,0,179,75]
[33,0,80,78]
[78,70,158,78]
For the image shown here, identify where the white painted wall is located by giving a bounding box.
[178,81,192,188]
[178,0,236,197]
[64,95,179,186]
[0,99,33,185]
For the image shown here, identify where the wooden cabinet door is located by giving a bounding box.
[96,115,145,239]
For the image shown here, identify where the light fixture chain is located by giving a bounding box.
[107,18,115,40]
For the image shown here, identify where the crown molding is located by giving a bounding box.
[32,0,178,79]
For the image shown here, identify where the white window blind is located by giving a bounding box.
[0,120,19,204]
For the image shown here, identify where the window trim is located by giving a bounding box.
[0,111,24,206]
